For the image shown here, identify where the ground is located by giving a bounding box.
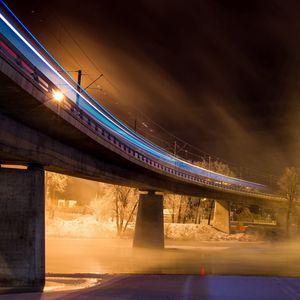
[46,213,266,242]
[2,275,300,299]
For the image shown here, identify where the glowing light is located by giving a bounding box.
[0,164,27,169]
[52,90,64,102]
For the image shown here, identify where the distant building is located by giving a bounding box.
[163,208,174,223]
[57,199,78,208]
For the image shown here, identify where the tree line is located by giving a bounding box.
[45,162,300,237]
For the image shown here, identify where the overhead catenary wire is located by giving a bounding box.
[35,8,277,185]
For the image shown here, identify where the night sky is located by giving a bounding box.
[6,0,300,178]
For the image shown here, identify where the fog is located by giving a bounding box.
[45,173,300,279]
[46,237,300,277]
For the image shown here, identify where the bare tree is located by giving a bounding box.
[194,160,236,177]
[164,162,235,225]
[278,167,300,236]
[194,198,203,224]
[177,195,189,223]
[45,171,69,219]
[182,197,195,223]
[165,195,201,224]
[164,194,182,223]
[194,160,235,224]
[89,183,114,223]
[113,186,137,235]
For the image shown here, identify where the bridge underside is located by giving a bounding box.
[0,111,280,206]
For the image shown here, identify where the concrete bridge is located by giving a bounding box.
[0,2,285,292]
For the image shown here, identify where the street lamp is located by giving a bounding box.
[52,90,64,102]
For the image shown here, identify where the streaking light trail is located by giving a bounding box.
[0,0,266,190]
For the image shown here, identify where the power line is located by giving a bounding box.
[41,9,276,184]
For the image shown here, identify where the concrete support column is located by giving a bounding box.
[0,165,45,291]
[212,199,230,234]
[133,190,164,248]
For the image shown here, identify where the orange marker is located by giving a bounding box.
[200,265,206,276]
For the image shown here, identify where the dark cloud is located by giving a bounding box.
[6,0,300,177]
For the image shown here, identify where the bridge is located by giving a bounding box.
[0,1,285,292]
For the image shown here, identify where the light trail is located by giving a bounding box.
[0,1,266,190]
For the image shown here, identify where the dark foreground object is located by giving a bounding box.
[1,275,300,300]
[0,166,45,291]
[133,191,164,248]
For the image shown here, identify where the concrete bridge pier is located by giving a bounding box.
[0,165,45,291]
[133,190,164,248]
[212,199,231,234]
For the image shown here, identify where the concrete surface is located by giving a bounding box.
[213,200,230,233]
[133,191,164,248]
[0,166,45,290]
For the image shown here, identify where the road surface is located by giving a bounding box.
[1,275,300,299]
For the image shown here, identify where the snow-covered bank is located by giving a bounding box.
[46,214,118,238]
[46,214,264,241]
[165,223,259,242]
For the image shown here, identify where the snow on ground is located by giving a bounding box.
[46,213,261,241]
[165,223,259,242]
[46,214,117,238]
[44,277,100,292]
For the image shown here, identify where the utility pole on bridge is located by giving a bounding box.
[75,70,82,106]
